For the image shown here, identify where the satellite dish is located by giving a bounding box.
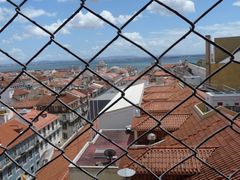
[104,149,116,161]
[117,168,136,178]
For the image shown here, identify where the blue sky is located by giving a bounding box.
[0,0,240,64]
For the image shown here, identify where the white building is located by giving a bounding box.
[99,83,145,129]
[19,109,62,166]
[206,92,240,112]
[183,75,201,87]
[0,107,14,124]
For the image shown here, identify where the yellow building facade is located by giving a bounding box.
[209,36,240,90]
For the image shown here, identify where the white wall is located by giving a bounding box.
[99,106,137,129]
[188,63,206,80]
[206,93,240,107]
[69,167,123,180]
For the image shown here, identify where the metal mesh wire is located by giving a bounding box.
[0,0,240,179]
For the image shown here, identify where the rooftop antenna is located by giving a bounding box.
[117,168,136,180]
[104,148,116,163]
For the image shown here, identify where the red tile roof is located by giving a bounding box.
[23,109,59,130]
[144,85,179,94]
[153,70,171,77]
[0,119,33,153]
[156,107,240,179]
[13,88,30,96]
[37,93,78,106]
[143,92,174,102]
[123,76,149,82]
[131,114,191,132]
[163,64,176,69]
[120,146,215,175]
[70,90,87,98]
[141,100,180,113]
[13,99,39,109]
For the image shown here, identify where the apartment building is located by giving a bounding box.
[0,120,40,180]
[36,93,84,141]
[21,109,61,165]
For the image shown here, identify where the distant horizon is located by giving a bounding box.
[0,53,205,65]
[0,54,204,73]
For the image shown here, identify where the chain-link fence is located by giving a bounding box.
[0,0,240,179]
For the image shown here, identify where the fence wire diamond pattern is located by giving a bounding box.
[0,0,240,179]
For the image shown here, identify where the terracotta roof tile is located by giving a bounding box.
[144,86,178,94]
[13,99,39,109]
[120,146,215,175]
[70,90,87,98]
[141,100,179,113]
[23,109,59,130]
[132,114,191,132]
[37,92,78,106]
[153,70,171,77]
[143,92,174,102]
[13,88,30,96]
[0,119,33,153]
[153,107,240,179]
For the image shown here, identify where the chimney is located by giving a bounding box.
[205,35,211,84]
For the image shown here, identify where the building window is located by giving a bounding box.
[12,149,16,156]
[31,166,34,173]
[52,122,54,130]
[47,125,50,131]
[40,142,43,150]
[16,159,21,170]
[22,155,26,164]
[29,150,32,159]
[217,102,223,106]
[63,123,67,130]
[7,166,12,177]
[43,128,46,136]
[235,102,239,106]
[63,133,68,139]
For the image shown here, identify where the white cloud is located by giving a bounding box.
[26,19,70,37]
[147,0,195,16]
[22,7,56,18]
[9,48,25,60]
[0,6,56,24]
[68,10,139,29]
[233,0,240,7]
[197,21,240,37]
[24,10,137,38]
[12,34,31,41]
[100,10,134,25]
[123,32,145,46]
[0,7,13,21]
[68,11,104,29]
